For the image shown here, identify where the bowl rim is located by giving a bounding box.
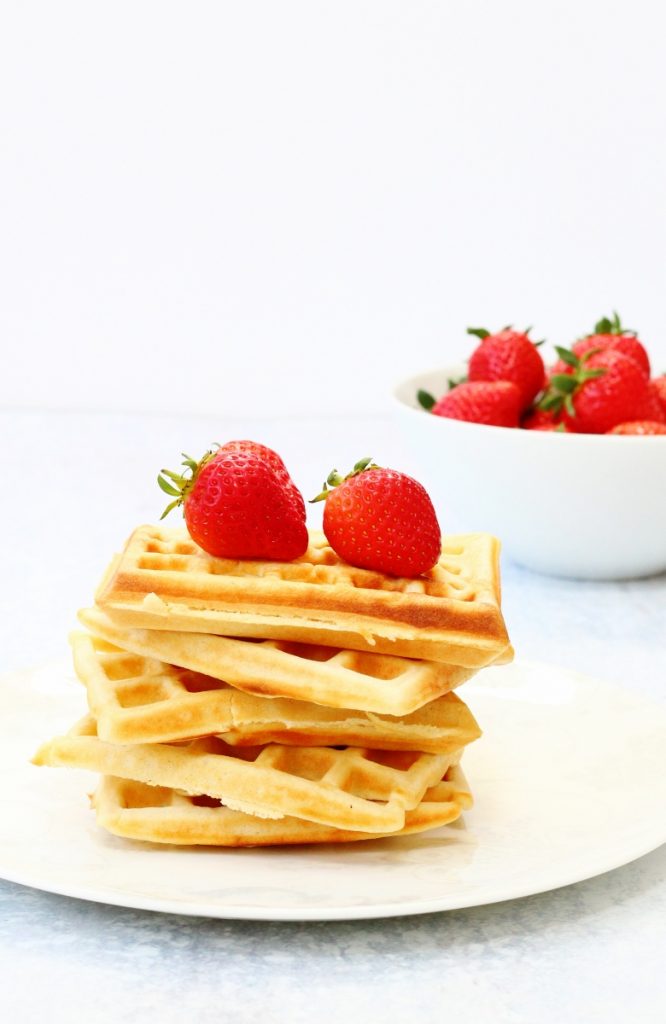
[392,365,666,442]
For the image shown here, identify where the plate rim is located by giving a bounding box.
[1,836,664,921]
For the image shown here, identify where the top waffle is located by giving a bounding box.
[96,525,511,666]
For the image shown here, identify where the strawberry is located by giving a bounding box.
[540,347,650,434]
[311,458,441,577]
[648,376,666,420]
[633,382,666,424]
[158,441,308,559]
[551,312,650,378]
[467,326,546,408]
[215,440,306,514]
[431,380,522,427]
[521,407,568,432]
[607,421,666,435]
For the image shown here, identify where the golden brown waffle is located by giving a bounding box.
[91,766,473,845]
[71,630,482,750]
[33,717,461,833]
[78,608,481,718]
[95,525,511,667]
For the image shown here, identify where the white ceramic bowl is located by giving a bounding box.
[393,366,666,580]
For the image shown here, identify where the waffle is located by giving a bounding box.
[91,766,473,845]
[95,525,511,667]
[33,717,461,833]
[71,630,482,750]
[78,608,481,717]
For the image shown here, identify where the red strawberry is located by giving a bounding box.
[431,380,522,427]
[521,407,568,432]
[607,421,666,435]
[311,458,441,577]
[633,382,666,424]
[575,334,649,376]
[467,326,546,408]
[216,440,306,514]
[648,376,666,420]
[540,347,650,434]
[551,313,650,378]
[158,442,308,559]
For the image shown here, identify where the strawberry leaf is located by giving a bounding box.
[551,374,578,393]
[538,393,560,413]
[159,498,182,521]
[592,311,636,337]
[466,327,490,340]
[310,457,378,503]
[554,346,579,368]
[157,475,181,497]
[160,468,187,484]
[417,389,436,411]
[157,444,221,521]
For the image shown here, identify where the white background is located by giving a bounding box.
[2,10,665,1018]
[1,0,665,417]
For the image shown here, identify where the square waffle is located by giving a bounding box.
[78,607,481,717]
[95,525,512,667]
[33,716,462,833]
[91,766,473,845]
[71,629,482,750]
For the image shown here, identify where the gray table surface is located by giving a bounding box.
[1,410,664,1024]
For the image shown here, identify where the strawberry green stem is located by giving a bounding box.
[591,311,635,336]
[309,457,378,503]
[157,445,220,519]
[538,348,606,419]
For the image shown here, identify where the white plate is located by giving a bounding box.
[1,659,664,921]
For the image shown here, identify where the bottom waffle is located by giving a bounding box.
[92,766,473,845]
[33,717,462,833]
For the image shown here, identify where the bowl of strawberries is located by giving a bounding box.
[393,314,666,579]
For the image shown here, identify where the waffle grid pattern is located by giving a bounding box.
[33,524,513,845]
[77,609,478,719]
[134,530,479,601]
[96,525,511,667]
[91,765,473,845]
[73,630,482,750]
[33,716,460,833]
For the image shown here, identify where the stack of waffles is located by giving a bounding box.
[34,525,512,846]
